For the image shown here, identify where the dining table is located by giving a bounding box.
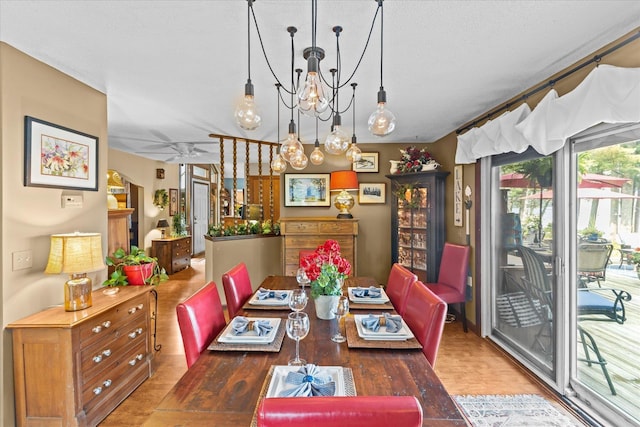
[143,275,467,426]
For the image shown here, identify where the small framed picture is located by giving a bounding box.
[352,152,379,173]
[284,173,331,207]
[358,183,386,204]
[169,188,178,216]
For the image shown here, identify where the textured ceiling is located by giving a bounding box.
[1,1,639,163]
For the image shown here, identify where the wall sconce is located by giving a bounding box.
[330,170,359,219]
[45,232,105,311]
[156,219,170,238]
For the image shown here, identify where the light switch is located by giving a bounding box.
[13,250,33,270]
[62,195,83,208]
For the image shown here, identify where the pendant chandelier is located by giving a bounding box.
[236,0,395,172]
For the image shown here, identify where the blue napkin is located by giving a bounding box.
[352,286,382,298]
[256,288,288,300]
[279,364,336,397]
[231,317,273,336]
[361,313,403,333]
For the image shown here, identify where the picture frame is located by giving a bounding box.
[358,183,386,204]
[284,173,331,207]
[454,165,463,226]
[24,116,99,191]
[352,152,379,173]
[169,188,178,216]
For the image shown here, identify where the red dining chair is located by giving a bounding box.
[222,262,254,319]
[176,281,227,368]
[385,263,418,316]
[403,281,448,367]
[256,396,423,427]
[425,243,470,332]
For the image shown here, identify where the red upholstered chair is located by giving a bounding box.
[256,396,423,427]
[222,262,254,319]
[425,243,470,332]
[385,263,418,316]
[403,281,448,367]
[176,281,226,368]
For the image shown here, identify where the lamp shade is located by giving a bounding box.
[156,219,170,228]
[330,170,359,192]
[45,232,105,275]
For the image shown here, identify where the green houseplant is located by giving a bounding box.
[103,246,168,287]
[172,212,188,237]
[153,189,169,210]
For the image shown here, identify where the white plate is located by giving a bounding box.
[217,317,281,344]
[354,314,414,341]
[265,365,345,398]
[347,287,390,304]
[248,290,291,306]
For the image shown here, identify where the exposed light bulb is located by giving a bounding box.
[271,153,287,173]
[289,150,309,170]
[310,145,325,165]
[345,143,362,162]
[235,80,261,130]
[324,126,350,155]
[368,89,396,137]
[297,56,329,117]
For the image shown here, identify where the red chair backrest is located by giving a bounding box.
[256,396,423,427]
[403,281,448,367]
[437,243,470,296]
[385,263,417,316]
[222,262,254,319]
[176,281,226,368]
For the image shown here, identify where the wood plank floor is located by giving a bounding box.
[99,258,585,426]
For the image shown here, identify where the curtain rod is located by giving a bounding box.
[455,29,640,135]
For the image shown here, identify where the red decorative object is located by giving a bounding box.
[301,240,352,298]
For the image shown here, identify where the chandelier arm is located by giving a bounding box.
[249,3,288,90]
[337,92,354,116]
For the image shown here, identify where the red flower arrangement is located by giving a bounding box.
[301,239,351,298]
[396,145,436,173]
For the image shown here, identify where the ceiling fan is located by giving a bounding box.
[134,141,215,162]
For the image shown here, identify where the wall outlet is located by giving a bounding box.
[13,250,33,271]
[62,194,83,208]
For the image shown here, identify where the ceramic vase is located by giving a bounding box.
[314,295,340,320]
[122,263,154,285]
[389,160,401,174]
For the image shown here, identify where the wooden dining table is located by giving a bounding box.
[143,276,467,426]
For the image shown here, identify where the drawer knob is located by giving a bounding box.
[128,328,143,339]
[92,325,102,334]
[93,386,102,395]
[102,321,111,328]
[128,304,144,314]
[93,349,112,363]
[93,354,102,363]
[103,349,112,357]
[103,379,112,388]
[128,353,144,366]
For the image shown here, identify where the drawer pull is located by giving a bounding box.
[128,328,143,339]
[102,349,112,357]
[92,325,102,334]
[103,379,112,388]
[93,354,102,363]
[102,321,111,328]
[128,304,144,314]
[128,353,144,366]
[93,349,112,363]
[93,386,102,395]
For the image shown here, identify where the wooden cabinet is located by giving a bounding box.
[152,236,191,274]
[7,287,154,427]
[108,208,134,256]
[387,171,449,283]
[279,217,358,276]
[247,175,280,221]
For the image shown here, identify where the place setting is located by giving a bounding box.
[345,312,422,349]
[243,287,293,310]
[207,315,286,352]
[347,285,394,310]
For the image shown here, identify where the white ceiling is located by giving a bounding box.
[1,1,639,164]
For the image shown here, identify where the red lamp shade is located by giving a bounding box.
[330,170,359,191]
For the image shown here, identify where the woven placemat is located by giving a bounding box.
[242,300,290,311]
[345,316,422,350]
[250,365,356,427]
[207,319,286,352]
[348,300,395,310]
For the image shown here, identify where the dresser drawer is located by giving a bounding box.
[318,221,356,234]
[282,222,319,234]
[79,293,148,347]
[173,238,191,251]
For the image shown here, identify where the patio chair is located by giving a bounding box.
[577,242,613,287]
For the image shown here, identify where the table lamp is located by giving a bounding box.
[45,232,105,311]
[330,170,359,219]
[157,219,170,238]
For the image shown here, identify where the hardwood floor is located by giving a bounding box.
[99,258,584,426]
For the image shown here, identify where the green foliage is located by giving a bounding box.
[172,213,188,237]
[153,189,169,209]
[103,246,168,286]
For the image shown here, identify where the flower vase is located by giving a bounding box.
[314,295,340,320]
[421,161,440,171]
[389,160,401,174]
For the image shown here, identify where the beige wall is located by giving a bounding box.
[0,42,108,425]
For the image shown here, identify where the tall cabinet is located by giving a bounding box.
[387,171,449,283]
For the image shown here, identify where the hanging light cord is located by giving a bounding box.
[246,0,252,82]
[379,0,384,89]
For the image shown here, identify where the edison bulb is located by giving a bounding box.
[297,56,329,116]
[235,94,261,130]
[368,102,396,137]
[309,145,325,165]
[345,143,362,162]
[280,135,303,163]
[324,125,350,155]
[271,154,287,173]
[290,151,309,170]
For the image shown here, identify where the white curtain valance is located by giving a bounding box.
[455,65,640,164]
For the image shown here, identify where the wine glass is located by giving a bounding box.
[286,312,310,366]
[296,267,310,288]
[289,288,308,312]
[331,296,349,343]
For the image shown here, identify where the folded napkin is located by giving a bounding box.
[256,288,288,300]
[361,313,403,333]
[352,286,382,298]
[231,317,273,336]
[279,364,336,397]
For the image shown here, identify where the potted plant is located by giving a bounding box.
[172,212,188,237]
[103,246,168,287]
[300,240,351,320]
[153,189,169,210]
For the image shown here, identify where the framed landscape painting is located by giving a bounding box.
[284,173,331,207]
[358,183,386,204]
[24,116,99,191]
[352,152,379,173]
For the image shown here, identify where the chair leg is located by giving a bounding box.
[460,302,468,333]
[577,326,616,395]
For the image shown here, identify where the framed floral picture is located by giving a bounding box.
[24,116,99,191]
[352,152,379,173]
[284,173,331,207]
[358,183,386,204]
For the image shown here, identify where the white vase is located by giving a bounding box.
[421,161,440,171]
[314,295,339,320]
[389,160,401,174]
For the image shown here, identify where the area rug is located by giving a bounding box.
[454,394,582,426]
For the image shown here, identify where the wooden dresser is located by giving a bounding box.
[279,217,358,276]
[7,287,154,427]
[151,236,191,274]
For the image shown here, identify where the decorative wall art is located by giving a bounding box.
[169,188,178,216]
[352,152,379,173]
[358,183,386,204]
[284,174,331,207]
[24,116,99,191]
[454,165,463,226]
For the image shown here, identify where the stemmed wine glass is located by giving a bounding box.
[286,312,310,366]
[296,267,310,289]
[289,288,308,312]
[331,296,349,343]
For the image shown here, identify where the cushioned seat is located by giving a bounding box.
[222,262,254,319]
[385,263,417,316]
